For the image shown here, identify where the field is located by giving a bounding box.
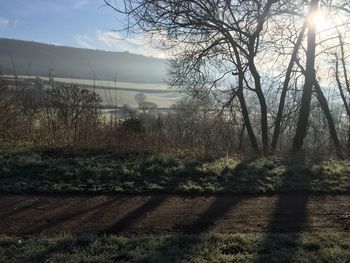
[6,75,180,108]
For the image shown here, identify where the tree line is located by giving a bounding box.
[0,75,243,155]
[104,0,350,157]
[0,74,343,157]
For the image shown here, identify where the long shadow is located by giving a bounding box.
[103,157,272,261]
[101,156,246,235]
[3,157,224,237]
[255,157,312,263]
[23,196,121,235]
[0,200,48,217]
[139,158,271,261]
[179,196,242,234]
[101,160,213,235]
[2,155,274,238]
[0,196,29,211]
[140,196,242,262]
[0,199,41,218]
[136,157,313,262]
[103,194,169,234]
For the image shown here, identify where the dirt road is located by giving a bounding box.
[0,194,349,237]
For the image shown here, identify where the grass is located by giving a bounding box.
[0,147,349,194]
[1,232,349,262]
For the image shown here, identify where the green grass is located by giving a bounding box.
[0,148,349,194]
[1,232,349,262]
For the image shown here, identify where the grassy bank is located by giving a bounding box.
[1,232,349,263]
[0,148,349,194]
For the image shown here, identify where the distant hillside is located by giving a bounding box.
[0,38,168,83]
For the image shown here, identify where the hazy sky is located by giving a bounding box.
[0,0,165,58]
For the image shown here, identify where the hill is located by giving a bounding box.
[0,38,168,83]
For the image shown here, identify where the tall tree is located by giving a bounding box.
[292,0,319,152]
[272,23,307,151]
[335,34,350,155]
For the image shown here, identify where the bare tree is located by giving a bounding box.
[135,92,146,105]
[47,85,102,144]
[104,0,307,154]
[334,34,350,154]
[292,0,319,152]
[272,23,307,151]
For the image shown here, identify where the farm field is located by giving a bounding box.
[5,75,181,108]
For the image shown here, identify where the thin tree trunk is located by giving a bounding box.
[239,124,246,152]
[272,24,307,151]
[292,0,319,152]
[313,80,342,156]
[335,36,350,155]
[295,56,342,156]
[246,0,278,154]
[335,58,350,116]
[248,61,269,154]
[232,46,260,154]
[347,124,350,155]
[338,34,350,155]
[237,87,260,154]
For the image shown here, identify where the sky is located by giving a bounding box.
[0,0,165,58]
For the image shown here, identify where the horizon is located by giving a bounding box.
[0,37,167,59]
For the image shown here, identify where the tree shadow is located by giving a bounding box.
[1,154,322,263]
[139,196,242,262]
[0,195,29,211]
[22,196,122,235]
[0,198,41,218]
[103,195,170,234]
[136,156,276,262]
[125,158,272,262]
[100,158,222,235]
[134,156,314,262]
[178,196,242,234]
[254,157,312,263]
[101,157,258,236]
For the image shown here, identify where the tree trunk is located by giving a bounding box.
[232,46,260,154]
[292,0,319,152]
[246,0,278,154]
[313,80,343,156]
[295,54,342,156]
[272,24,307,151]
[338,34,350,155]
[238,124,246,152]
[237,87,260,154]
[248,61,269,154]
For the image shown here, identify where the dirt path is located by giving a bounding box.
[0,194,349,237]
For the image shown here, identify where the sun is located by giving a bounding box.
[312,13,327,30]
[309,11,328,32]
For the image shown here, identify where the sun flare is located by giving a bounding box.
[309,11,328,31]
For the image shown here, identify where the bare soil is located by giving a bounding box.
[0,194,349,237]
